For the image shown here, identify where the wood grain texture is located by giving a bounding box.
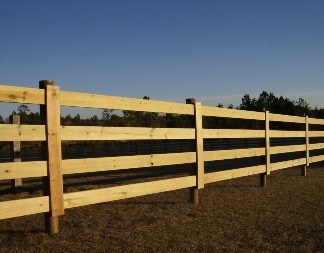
[194,102,204,189]
[270,158,306,171]
[45,85,64,217]
[0,85,45,105]
[0,196,49,219]
[61,126,195,141]
[309,143,324,150]
[270,144,306,155]
[202,105,264,120]
[204,165,266,184]
[0,124,46,141]
[64,176,196,209]
[270,130,305,138]
[203,129,264,139]
[308,117,324,125]
[60,90,194,115]
[309,131,324,138]
[203,147,265,162]
[269,113,305,123]
[309,154,324,164]
[62,152,196,175]
[0,161,47,180]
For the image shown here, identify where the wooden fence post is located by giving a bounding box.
[10,114,22,188]
[39,80,64,235]
[302,115,309,176]
[260,110,270,187]
[186,98,204,204]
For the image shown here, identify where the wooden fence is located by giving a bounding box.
[1,80,324,235]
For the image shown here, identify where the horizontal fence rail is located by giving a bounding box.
[0,81,324,235]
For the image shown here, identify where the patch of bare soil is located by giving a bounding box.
[1,166,324,253]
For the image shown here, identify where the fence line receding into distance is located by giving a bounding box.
[0,81,324,235]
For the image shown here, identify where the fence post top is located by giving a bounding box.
[39,80,54,88]
[186,98,196,104]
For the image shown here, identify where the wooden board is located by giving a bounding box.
[203,129,264,139]
[60,90,194,115]
[0,125,196,141]
[269,113,305,124]
[194,102,204,189]
[0,85,45,105]
[0,124,46,141]
[309,155,324,164]
[270,144,306,155]
[309,143,324,150]
[309,131,324,138]
[308,118,324,125]
[204,165,266,184]
[270,130,305,138]
[201,105,264,120]
[64,176,196,209]
[62,152,196,175]
[203,147,265,162]
[0,161,47,180]
[270,158,306,171]
[61,126,195,141]
[0,196,49,219]
[45,85,64,217]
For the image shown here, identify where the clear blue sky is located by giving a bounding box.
[1,0,324,118]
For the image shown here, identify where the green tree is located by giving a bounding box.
[102,109,114,121]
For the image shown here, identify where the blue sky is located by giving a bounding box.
[1,0,324,118]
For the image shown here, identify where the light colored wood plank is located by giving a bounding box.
[60,90,194,115]
[265,111,270,175]
[64,176,196,209]
[204,165,266,184]
[270,144,306,155]
[310,143,324,150]
[0,161,47,180]
[61,126,195,141]
[306,116,309,166]
[45,85,64,217]
[0,116,192,144]
[309,155,324,164]
[194,102,204,189]
[270,158,306,171]
[270,130,305,138]
[309,131,324,138]
[308,117,324,125]
[203,129,264,139]
[269,113,305,123]
[0,85,45,105]
[62,152,196,175]
[0,196,49,219]
[203,147,265,162]
[201,105,264,120]
[0,124,46,141]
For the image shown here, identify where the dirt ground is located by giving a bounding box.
[1,166,324,253]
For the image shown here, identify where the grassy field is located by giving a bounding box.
[1,166,324,253]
